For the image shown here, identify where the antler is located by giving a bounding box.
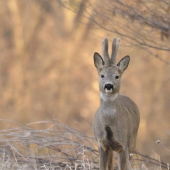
[111,37,120,64]
[102,38,110,66]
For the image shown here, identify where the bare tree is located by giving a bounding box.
[59,0,170,64]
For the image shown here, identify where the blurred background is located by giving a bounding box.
[0,0,169,162]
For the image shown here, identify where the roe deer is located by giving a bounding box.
[93,37,140,170]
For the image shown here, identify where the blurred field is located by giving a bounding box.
[0,0,169,164]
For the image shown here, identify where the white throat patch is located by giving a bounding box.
[100,92,118,102]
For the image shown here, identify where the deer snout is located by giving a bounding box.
[104,84,114,90]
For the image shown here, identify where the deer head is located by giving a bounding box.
[94,38,130,97]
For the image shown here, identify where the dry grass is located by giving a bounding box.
[0,119,169,170]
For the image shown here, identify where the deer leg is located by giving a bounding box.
[106,149,114,170]
[99,146,108,170]
[119,147,130,170]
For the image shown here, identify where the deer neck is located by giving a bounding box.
[99,92,119,121]
[100,92,119,106]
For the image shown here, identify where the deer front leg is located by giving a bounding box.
[106,149,114,170]
[119,146,130,170]
[99,145,108,170]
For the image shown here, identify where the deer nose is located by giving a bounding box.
[105,84,113,90]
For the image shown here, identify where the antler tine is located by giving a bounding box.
[111,37,120,64]
[102,38,110,65]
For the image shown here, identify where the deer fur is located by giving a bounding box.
[93,37,140,170]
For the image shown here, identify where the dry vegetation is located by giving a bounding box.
[0,120,169,170]
[0,0,169,167]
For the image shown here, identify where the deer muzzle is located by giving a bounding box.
[104,84,114,93]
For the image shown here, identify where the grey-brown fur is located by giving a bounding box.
[93,37,140,170]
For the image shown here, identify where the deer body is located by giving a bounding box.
[93,38,140,170]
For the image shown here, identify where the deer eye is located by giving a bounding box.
[115,75,119,79]
[101,74,104,78]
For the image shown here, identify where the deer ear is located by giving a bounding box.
[94,52,104,70]
[117,55,130,72]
